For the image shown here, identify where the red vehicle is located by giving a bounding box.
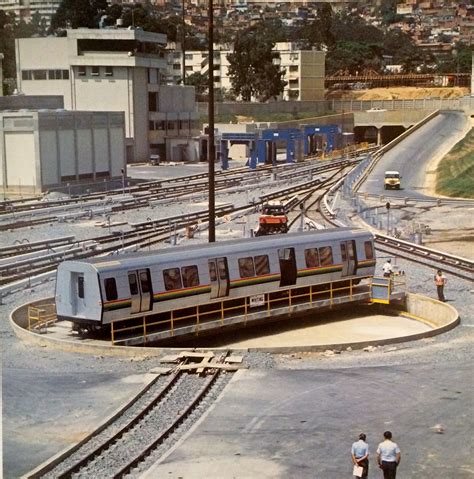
[255,202,289,236]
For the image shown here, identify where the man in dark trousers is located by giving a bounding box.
[376,431,401,479]
[351,433,369,478]
[434,270,447,302]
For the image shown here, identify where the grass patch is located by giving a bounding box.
[436,128,474,198]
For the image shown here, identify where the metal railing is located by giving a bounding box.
[110,276,372,345]
[28,303,57,333]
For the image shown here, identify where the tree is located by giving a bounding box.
[186,71,208,100]
[0,11,17,94]
[50,0,108,32]
[227,24,286,102]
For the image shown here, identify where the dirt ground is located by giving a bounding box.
[326,86,470,100]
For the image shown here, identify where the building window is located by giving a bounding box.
[173,64,181,70]
[78,66,86,76]
[63,69,70,79]
[149,121,155,131]
[104,278,118,301]
[148,92,157,112]
[185,65,193,71]
[167,120,176,130]
[21,70,32,80]
[289,65,298,72]
[91,66,100,76]
[157,121,166,130]
[185,53,193,60]
[289,79,299,88]
[33,70,47,80]
[105,66,113,77]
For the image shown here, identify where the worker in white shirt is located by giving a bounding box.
[382,259,393,278]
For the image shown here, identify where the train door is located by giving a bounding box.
[208,257,230,299]
[128,268,153,313]
[278,247,297,287]
[71,272,86,316]
[340,240,357,276]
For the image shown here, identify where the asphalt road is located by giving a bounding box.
[144,359,473,478]
[359,111,469,199]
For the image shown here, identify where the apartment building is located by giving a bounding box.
[15,28,200,163]
[168,42,325,101]
[0,0,61,26]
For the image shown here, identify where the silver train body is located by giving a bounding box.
[55,228,376,330]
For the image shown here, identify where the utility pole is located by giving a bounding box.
[182,0,186,85]
[208,0,215,242]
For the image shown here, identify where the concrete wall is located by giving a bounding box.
[1,110,125,194]
[16,38,71,101]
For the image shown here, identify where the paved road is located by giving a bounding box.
[359,111,469,199]
[144,358,473,478]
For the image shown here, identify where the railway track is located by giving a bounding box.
[373,234,474,281]
[33,352,238,479]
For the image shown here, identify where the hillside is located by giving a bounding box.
[326,87,470,100]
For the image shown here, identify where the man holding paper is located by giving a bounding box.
[351,433,369,478]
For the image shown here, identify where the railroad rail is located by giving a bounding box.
[374,234,474,281]
[29,352,241,479]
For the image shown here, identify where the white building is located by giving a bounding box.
[16,28,200,163]
[167,42,325,101]
[0,0,61,26]
[0,110,126,196]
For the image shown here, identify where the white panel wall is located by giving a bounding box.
[40,130,58,185]
[94,129,109,173]
[110,128,125,176]
[58,130,75,177]
[77,130,93,174]
[5,132,35,186]
[73,67,132,136]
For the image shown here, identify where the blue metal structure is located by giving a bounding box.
[303,124,341,156]
[257,128,304,166]
[220,132,258,170]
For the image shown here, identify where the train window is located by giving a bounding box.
[182,265,200,287]
[163,268,182,291]
[217,259,228,280]
[365,241,374,259]
[238,257,255,278]
[319,246,333,266]
[304,248,320,268]
[340,243,347,262]
[128,273,138,295]
[139,271,151,293]
[77,276,84,298]
[209,261,217,281]
[104,278,118,301]
[279,248,293,260]
[254,255,270,275]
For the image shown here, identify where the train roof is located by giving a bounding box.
[61,228,372,273]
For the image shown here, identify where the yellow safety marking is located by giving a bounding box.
[399,311,437,328]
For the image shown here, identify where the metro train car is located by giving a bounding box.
[55,228,376,336]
